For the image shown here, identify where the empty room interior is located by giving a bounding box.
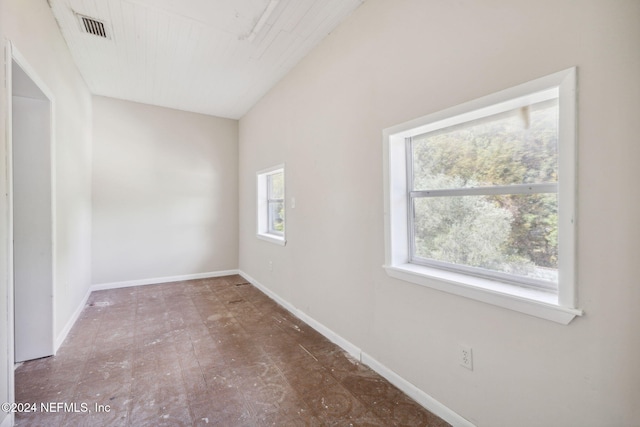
[1,0,639,426]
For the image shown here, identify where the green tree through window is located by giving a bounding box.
[409,98,559,287]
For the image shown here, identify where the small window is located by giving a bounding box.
[383,68,582,324]
[267,171,285,235]
[257,165,285,245]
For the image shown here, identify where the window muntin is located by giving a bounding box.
[408,94,560,290]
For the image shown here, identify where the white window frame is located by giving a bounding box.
[383,68,582,324]
[257,164,286,246]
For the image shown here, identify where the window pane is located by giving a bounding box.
[268,172,284,199]
[412,193,558,284]
[268,201,285,234]
[411,99,558,191]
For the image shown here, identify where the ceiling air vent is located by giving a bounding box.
[76,13,111,39]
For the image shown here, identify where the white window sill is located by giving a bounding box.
[257,233,286,246]
[384,263,582,325]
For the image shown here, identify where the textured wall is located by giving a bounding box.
[92,96,239,285]
[238,0,640,425]
[0,0,93,422]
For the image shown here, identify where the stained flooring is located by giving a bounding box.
[14,275,450,426]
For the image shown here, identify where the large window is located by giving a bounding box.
[409,92,559,290]
[383,68,581,324]
[257,165,285,245]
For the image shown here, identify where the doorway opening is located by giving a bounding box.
[10,48,55,364]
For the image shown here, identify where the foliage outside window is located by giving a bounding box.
[257,165,285,245]
[267,171,285,235]
[383,68,581,324]
[408,96,559,290]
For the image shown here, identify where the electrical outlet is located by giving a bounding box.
[459,344,473,370]
[268,261,273,271]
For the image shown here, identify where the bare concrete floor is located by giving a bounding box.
[14,275,450,426]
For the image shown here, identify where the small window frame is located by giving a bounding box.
[383,68,582,324]
[257,165,286,246]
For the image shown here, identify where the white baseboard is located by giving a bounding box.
[361,353,475,427]
[53,270,239,353]
[241,271,298,314]
[91,269,240,291]
[239,270,473,427]
[0,413,13,427]
[240,271,362,361]
[54,286,92,353]
[294,309,362,361]
[55,269,472,426]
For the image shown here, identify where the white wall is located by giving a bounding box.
[12,95,53,362]
[0,0,93,423]
[92,96,238,285]
[238,0,640,425]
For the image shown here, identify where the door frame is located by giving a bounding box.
[4,39,57,404]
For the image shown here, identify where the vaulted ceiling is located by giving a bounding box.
[48,0,365,119]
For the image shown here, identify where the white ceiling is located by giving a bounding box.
[48,0,365,119]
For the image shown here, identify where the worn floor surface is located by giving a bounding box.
[14,275,450,426]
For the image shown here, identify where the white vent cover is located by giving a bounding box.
[76,13,111,39]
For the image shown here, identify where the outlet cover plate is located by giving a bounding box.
[459,344,473,370]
